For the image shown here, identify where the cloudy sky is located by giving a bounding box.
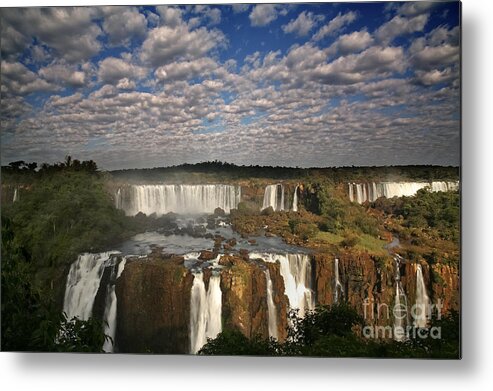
[1,2,460,169]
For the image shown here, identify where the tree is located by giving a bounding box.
[1,216,107,352]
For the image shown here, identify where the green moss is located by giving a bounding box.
[355,234,388,256]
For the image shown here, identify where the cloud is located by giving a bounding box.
[116,78,136,90]
[414,68,456,86]
[155,6,183,28]
[193,5,222,26]
[375,14,429,43]
[39,62,86,87]
[0,25,30,59]
[98,56,147,84]
[232,4,250,14]
[327,30,374,55]
[47,93,84,107]
[397,2,437,17]
[313,11,357,41]
[1,60,59,95]
[0,4,461,169]
[312,46,405,85]
[411,44,459,70]
[282,11,324,37]
[408,25,460,84]
[140,24,227,67]
[154,58,218,81]
[249,4,279,27]
[1,7,102,62]
[102,6,147,46]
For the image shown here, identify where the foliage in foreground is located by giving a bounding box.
[1,216,107,352]
[199,304,460,358]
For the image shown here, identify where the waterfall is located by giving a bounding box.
[189,271,223,354]
[348,181,459,204]
[414,264,431,328]
[393,256,409,341]
[102,258,126,353]
[115,188,122,210]
[262,184,285,211]
[116,184,241,216]
[250,253,314,317]
[334,258,344,303]
[292,185,299,212]
[13,188,18,202]
[265,270,278,339]
[63,252,119,321]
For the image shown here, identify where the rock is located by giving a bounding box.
[116,257,192,353]
[198,250,216,261]
[214,207,226,217]
[261,206,274,216]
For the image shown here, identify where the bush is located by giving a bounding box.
[260,206,275,216]
[341,232,359,248]
[293,222,319,240]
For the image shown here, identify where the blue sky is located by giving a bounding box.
[1,2,460,169]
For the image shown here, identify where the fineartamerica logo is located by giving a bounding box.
[361,298,444,340]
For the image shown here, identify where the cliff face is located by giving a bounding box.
[218,256,290,341]
[314,252,394,327]
[313,252,459,328]
[111,250,458,352]
[115,256,192,354]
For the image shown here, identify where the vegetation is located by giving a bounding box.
[110,161,459,183]
[199,304,460,358]
[3,157,132,268]
[372,189,460,242]
[1,215,107,352]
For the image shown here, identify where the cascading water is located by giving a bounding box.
[250,253,314,317]
[348,181,459,204]
[393,255,409,341]
[63,252,119,321]
[292,185,299,212]
[189,271,223,354]
[262,184,285,211]
[116,184,241,216]
[102,258,126,353]
[265,269,279,339]
[13,188,18,202]
[414,264,431,328]
[334,258,344,303]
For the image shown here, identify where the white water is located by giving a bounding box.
[292,185,299,212]
[189,272,223,354]
[102,258,126,353]
[414,264,431,328]
[348,181,459,203]
[262,184,285,211]
[393,256,409,341]
[63,252,119,321]
[334,258,344,303]
[265,270,279,339]
[250,253,314,317]
[116,184,241,216]
[13,188,18,202]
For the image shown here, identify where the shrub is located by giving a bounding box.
[293,222,319,240]
[341,232,359,248]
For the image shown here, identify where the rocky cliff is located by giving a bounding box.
[115,255,192,353]
[110,249,458,352]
